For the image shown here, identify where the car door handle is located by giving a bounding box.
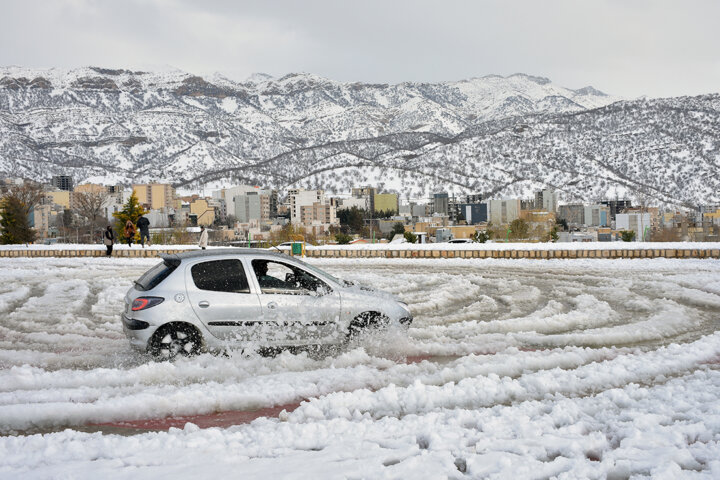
[198,301,210,308]
[267,302,277,310]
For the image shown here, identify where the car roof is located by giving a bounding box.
[159,248,291,266]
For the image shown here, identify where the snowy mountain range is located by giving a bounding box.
[1,66,718,207]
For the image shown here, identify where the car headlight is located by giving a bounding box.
[398,301,410,312]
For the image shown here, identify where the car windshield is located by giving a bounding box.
[292,259,341,285]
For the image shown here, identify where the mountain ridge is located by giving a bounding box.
[1,67,718,207]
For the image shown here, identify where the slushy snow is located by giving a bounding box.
[1,257,719,479]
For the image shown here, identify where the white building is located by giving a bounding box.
[337,197,368,211]
[213,185,260,220]
[535,189,558,213]
[583,205,610,227]
[616,212,652,241]
[488,198,521,225]
[235,190,271,223]
[288,189,326,223]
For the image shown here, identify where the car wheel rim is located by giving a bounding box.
[157,330,196,358]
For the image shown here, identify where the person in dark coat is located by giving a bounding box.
[103,225,115,256]
[124,220,135,247]
[137,214,151,247]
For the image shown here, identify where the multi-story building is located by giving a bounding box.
[600,199,632,221]
[350,186,376,212]
[535,188,558,212]
[616,212,652,241]
[75,183,108,194]
[583,205,610,227]
[133,183,176,211]
[373,193,399,214]
[488,198,521,225]
[235,190,271,223]
[31,204,57,239]
[288,189,325,223]
[46,190,71,210]
[520,210,556,224]
[188,197,216,226]
[51,175,74,192]
[557,204,585,227]
[456,203,488,224]
[300,202,338,227]
[432,192,449,215]
[213,185,267,219]
[337,197,368,211]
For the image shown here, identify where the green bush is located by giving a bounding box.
[620,230,636,242]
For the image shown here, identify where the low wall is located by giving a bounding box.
[1,247,719,259]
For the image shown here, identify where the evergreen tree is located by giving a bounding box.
[0,196,37,244]
[112,191,147,239]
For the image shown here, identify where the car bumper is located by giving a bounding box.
[121,314,154,350]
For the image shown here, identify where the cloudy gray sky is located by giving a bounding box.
[1,0,718,98]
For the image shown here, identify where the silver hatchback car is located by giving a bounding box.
[121,249,412,358]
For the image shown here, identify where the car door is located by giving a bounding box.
[186,258,262,341]
[249,259,343,345]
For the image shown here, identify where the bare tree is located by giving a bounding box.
[73,191,110,242]
[3,181,47,215]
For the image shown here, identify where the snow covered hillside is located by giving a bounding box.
[1,257,720,478]
[2,67,717,206]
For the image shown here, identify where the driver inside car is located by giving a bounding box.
[253,260,292,289]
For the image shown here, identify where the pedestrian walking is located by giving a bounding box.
[124,220,136,247]
[103,225,115,257]
[137,214,151,247]
[198,225,208,250]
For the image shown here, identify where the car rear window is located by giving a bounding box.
[191,259,250,293]
[135,261,177,291]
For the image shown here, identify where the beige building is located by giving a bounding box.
[32,204,55,239]
[300,202,338,226]
[75,183,107,194]
[189,198,216,226]
[133,183,176,211]
[373,193,399,214]
[47,190,71,209]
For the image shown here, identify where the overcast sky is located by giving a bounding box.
[1,0,718,98]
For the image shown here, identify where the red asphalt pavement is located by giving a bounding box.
[94,355,434,432]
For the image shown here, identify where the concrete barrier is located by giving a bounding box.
[1,246,720,259]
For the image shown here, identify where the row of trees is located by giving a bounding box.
[0,181,153,245]
[0,183,46,244]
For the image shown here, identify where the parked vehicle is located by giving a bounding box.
[121,249,412,359]
[447,238,474,244]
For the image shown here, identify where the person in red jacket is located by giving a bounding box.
[124,220,136,247]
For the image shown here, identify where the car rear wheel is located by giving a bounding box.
[149,324,202,360]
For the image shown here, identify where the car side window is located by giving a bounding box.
[191,259,250,293]
[251,259,331,296]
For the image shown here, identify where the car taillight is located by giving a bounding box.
[131,296,164,311]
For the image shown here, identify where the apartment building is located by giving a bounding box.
[133,183,176,211]
[235,190,271,223]
[300,202,338,227]
[488,198,521,225]
[374,193,399,214]
[288,189,326,223]
[616,212,652,241]
[584,205,610,227]
[534,189,558,212]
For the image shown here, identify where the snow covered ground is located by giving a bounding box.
[1,257,719,479]
[1,241,720,252]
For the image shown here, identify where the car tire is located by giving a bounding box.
[149,323,203,360]
[347,311,390,340]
